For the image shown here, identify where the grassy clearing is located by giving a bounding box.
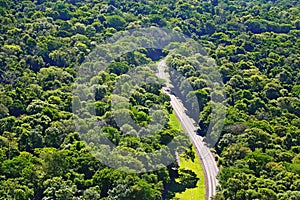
[169,112,184,131]
[174,148,205,200]
[168,113,206,200]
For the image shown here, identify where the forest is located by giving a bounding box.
[0,0,300,199]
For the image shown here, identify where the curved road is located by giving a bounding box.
[157,60,219,200]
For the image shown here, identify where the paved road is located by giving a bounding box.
[156,60,219,200]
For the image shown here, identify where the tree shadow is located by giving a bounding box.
[165,168,199,199]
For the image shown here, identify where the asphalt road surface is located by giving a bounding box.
[156,59,219,200]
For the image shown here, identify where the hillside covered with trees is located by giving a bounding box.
[0,0,300,199]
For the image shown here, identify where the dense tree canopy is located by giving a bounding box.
[1,0,300,199]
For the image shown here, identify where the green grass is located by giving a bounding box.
[169,112,183,131]
[168,113,206,200]
[174,148,205,200]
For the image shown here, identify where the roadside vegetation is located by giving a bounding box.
[0,0,300,199]
[167,113,205,200]
[175,148,205,200]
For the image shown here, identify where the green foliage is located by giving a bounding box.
[1,0,300,199]
[105,15,127,30]
[42,177,78,200]
[107,62,129,75]
[245,19,293,34]
[0,178,34,200]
